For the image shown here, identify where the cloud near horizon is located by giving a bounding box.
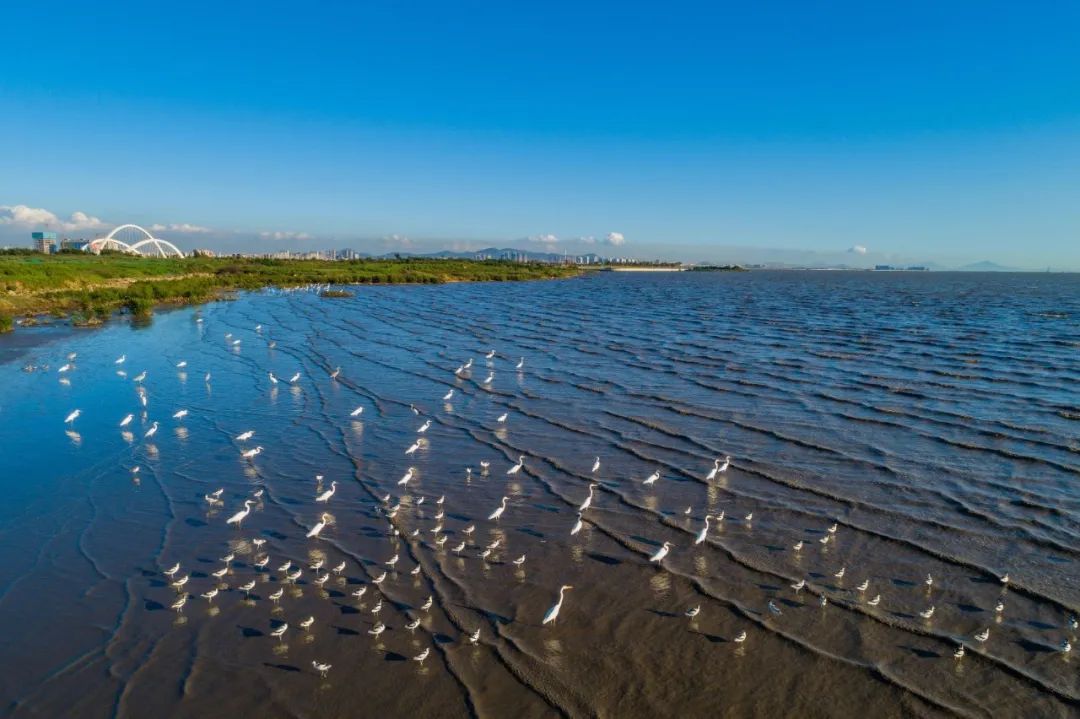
[259,230,313,241]
[0,204,108,233]
[605,231,626,246]
[848,244,868,255]
[150,222,211,234]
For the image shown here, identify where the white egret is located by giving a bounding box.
[579,484,598,512]
[133,371,147,383]
[643,470,660,486]
[350,406,364,417]
[289,372,301,383]
[591,457,600,473]
[64,409,81,424]
[172,409,188,420]
[313,661,331,677]
[507,456,525,475]
[115,355,126,365]
[119,414,134,427]
[226,500,254,527]
[398,467,415,486]
[488,496,509,521]
[542,585,573,625]
[236,430,255,441]
[144,421,159,439]
[406,441,421,455]
[307,513,331,539]
[417,420,432,433]
[315,481,337,503]
[241,446,263,459]
[442,389,454,400]
[515,357,524,369]
[570,513,584,536]
[483,373,494,385]
[649,541,672,563]
[268,372,278,384]
[176,361,187,369]
[694,516,712,545]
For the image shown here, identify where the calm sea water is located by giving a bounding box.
[0,271,1077,718]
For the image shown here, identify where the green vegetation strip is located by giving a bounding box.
[0,251,579,331]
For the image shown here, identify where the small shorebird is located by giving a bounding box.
[313,661,331,677]
[686,605,701,618]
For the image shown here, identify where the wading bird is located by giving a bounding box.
[542,585,573,625]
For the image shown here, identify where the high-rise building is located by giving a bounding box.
[32,231,57,253]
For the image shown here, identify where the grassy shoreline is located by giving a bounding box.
[0,253,580,332]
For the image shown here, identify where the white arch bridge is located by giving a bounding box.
[86,224,185,258]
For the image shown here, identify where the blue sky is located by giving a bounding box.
[1,1,1078,267]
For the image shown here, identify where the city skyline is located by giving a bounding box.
[2,2,1079,269]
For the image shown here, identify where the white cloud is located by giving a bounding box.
[381,233,414,249]
[150,222,211,234]
[604,231,626,246]
[0,204,108,232]
[259,230,313,241]
[531,233,559,245]
[576,235,596,244]
[848,245,868,255]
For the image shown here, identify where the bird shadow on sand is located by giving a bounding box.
[334,626,360,636]
[144,600,165,611]
[953,603,984,614]
[778,598,803,609]
[900,645,941,659]
[691,630,728,644]
[518,527,545,540]
[264,663,300,672]
[1027,620,1057,630]
[334,603,360,615]
[1015,639,1058,654]
[631,535,662,548]
[184,518,208,528]
[240,626,265,638]
[586,552,620,566]
[647,609,680,619]
[384,652,407,662]
[892,578,917,588]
